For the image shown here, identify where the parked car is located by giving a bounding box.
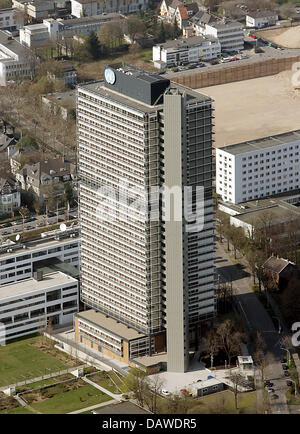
[180,389,192,396]
[1,222,12,227]
[197,63,206,68]
[265,381,273,387]
[280,356,286,363]
[47,212,56,218]
[12,228,20,233]
[29,216,36,221]
[284,371,290,377]
[68,215,76,220]
[282,364,289,371]
[25,225,34,231]
[12,220,22,225]
[57,210,65,215]
[211,60,219,65]
[173,68,179,72]
[286,380,293,387]
[161,389,170,396]
[37,222,44,227]
[188,65,197,69]
[271,394,279,399]
[267,388,274,393]
[2,230,10,235]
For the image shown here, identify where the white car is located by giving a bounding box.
[161,389,170,396]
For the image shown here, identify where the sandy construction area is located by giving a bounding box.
[198,70,300,147]
[257,26,300,49]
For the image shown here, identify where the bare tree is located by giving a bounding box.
[217,319,243,367]
[206,329,220,369]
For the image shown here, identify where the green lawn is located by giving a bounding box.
[188,391,257,414]
[0,336,70,387]
[17,374,74,393]
[0,406,34,414]
[87,371,119,394]
[30,384,111,414]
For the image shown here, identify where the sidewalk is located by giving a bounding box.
[68,399,117,414]
[0,365,87,392]
[82,376,122,401]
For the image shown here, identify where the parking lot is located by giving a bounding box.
[0,208,78,238]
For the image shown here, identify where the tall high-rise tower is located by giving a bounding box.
[76,64,215,372]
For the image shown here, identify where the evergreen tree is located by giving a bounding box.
[85,31,101,60]
[173,18,182,39]
[157,22,166,43]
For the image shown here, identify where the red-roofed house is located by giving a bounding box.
[175,5,189,29]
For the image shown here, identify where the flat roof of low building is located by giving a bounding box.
[0,227,80,259]
[0,271,77,301]
[217,129,300,156]
[133,352,168,367]
[76,309,146,341]
[238,356,253,364]
[247,10,277,19]
[156,35,218,50]
[93,401,151,414]
[207,20,243,29]
[0,30,33,58]
[61,13,120,26]
[191,377,223,389]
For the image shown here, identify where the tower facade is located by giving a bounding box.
[76,64,215,372]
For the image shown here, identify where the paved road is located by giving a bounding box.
[0,209,78,238]
[215,242,289,414]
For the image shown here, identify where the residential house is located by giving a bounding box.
[47,61,77,87]
[262,256,300,291]
[15,157,76,202]
[0,176,21,215]
[246,10,278,28]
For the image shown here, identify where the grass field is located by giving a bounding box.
[187,391,257,414]
[0,336,72,387]
[16,374,74,393]
[75,47,155,82]
[29,383,111,414]
[0,406,34,414]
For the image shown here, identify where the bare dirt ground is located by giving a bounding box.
[257,26,300,49]
[198,70,300,147]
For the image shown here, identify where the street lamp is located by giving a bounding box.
[280,346,291,365]
[272,316,282,334]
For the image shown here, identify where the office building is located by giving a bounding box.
[216,130,300,204]
[0,225,80,285]
[0,8,24,31]
[153,35,221,69]
[70,0,148,18]
[0,271,78,342]
[0,30,37,86]
[76,64,215,372]
[197,20,244,53]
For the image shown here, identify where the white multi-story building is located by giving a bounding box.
[153,36,221,69]
[0,8,24,31]
[70,0,148,18]
[20,14,121,48]
[0,30,37,86]
[76,64,215,372]
[20,18,60,48]
[246,11,278,28]
[198,20,244,53]
[0,226,80,285]
[0,271,78,342]
[216,130,300,204]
